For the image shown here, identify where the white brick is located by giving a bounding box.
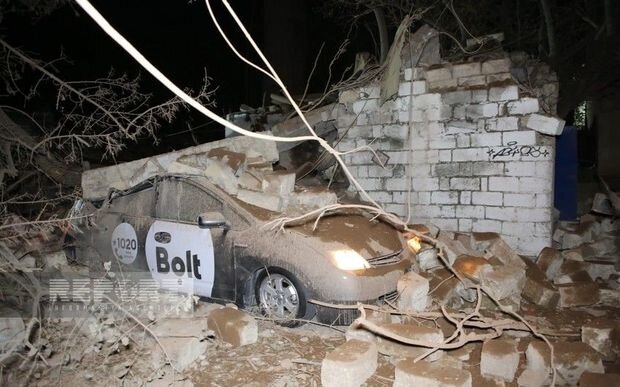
[425,106,451,121]
[471,133,502,147]
[486,206,518,221]
[385,151,408,164]
[472,219,502,232]
[431,191,459,204]
[439,150,452,162]
[439,177,450,190]
[398,81,426,96]
[369,191,392,203]
[485,117,519,131]
[536,193,552,208]
[380,125,409,140]
[403,67,424,81]
[429,136,457,149]
[359,84,380,98]
[466,103,498,119]
[503,130,539,145]
[459,218,473,232]
[460,191,472,204]
[520,177,552,193]
[489,85,519,101]
[507,98,540,115]
[425,67,452,82]
[418,192,431,204]
[450,177,480,190]
[352,98,378,114]
[472,192,503,206]
[482,58,511,74]
[433,218,458,230]
[412,177,439,191]
[516,208,551,222]
[487,73,512,83]
[458,75,486,87]
[440,205,456,218]
[489,176,519,191]
[385,178,410,191]
[413,93,442,109]
[524,114,565,136]
[385,203,407,215]
[321,339,377,387]
[535,161,553,178]
[452,148,488,162]
[442,90,471,105]
[367,165,393,178]
[428,78,458,90]
[445,120,477,134]
[456,134,470,148]
[452,62,481,78]
[504,161,534,176]
[411,205,441,218]
[471,89,488,102]
[456,205,485,218]
[503,193,535,207]
[471,161,504,175]
[357,178,382,191]
[392,191,411,204]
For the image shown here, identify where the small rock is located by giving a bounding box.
[207,307,258,347]
[480,339,520,382]
[321,339,377,387]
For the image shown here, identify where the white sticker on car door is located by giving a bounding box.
[111,223,138,264]
[145,220,215,297]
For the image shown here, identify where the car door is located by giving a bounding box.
[151,177,236,301]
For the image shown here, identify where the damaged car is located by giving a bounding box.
[70,174,414,325]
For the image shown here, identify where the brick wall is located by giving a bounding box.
[335,53,559,256]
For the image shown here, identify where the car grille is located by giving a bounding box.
[365,248,404,267]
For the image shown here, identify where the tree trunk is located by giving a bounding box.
[373,7,389,64]
[539,0,557,63]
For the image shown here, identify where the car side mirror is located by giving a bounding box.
[197,211,230,231]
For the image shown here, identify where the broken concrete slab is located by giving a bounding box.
[479,264,526,301]
[207,307,258,347]
[524,113,565,136]
[522,259,559,308]
[437,232,482,266]
[483,237,526,270]
[397,272,429,312]
[237,189,283,212]
[237,169,263,191]
[82,133,279,200]
[321,339,377,387]
[480,339,520,382]
[375,323,444,359]
[394,360,472,387]
[289,188,338,209]
[553,341,604,385]
[558,282,599,307]
[206,148,247,176]
[423,268,461,307]
[581,320,619,359]
[261,171,296,195]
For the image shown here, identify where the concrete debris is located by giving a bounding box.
[394,360,472,387]
[452,255,491,282]
[558,282,600,307]
[522,258,559,308]
[524,113,565,136]
[396,272,429,312]
[320,339,377,387]
[526,341,551,373]
[289,188,338,209]
[416,246,442,271]
[581,320,619,359]
[482,237,526,270]
[207,307,258,347]
[375,323,444,360]
[0,307,25,352]
[237,189,283,212]
[592,192,617,216]
[535,247,563,279]
[480,339,520,382]
[151,337,207,371]
[479,264,526,302]
[553,341,604,385]
[344,326,376,344]
[261,171,296,195]
[206,148,247,176]
[517,368,549,387]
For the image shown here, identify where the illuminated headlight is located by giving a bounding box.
[331,250,371,271]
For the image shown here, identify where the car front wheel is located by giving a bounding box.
[255,268,311,327]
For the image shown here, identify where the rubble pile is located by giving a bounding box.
[81,131,338,213]
[319,214,620,386]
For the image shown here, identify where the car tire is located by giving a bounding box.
[255,267,313,327]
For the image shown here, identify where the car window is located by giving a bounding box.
[107,187,156,217]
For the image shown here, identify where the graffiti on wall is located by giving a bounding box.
[486,141,550,160]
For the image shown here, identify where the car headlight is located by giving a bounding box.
[331,250,371,271]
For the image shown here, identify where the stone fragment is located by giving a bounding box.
[558,282,599,307]
[469,232,501,251]
[517,368,549,387]
[553,341,604,385]
[483,237,526,270]
[261,171,296,195]
[480,339,520,382]
[321,339,377,387]
[345,327,376,344]
[394,360,472,387]
[203,159,240,195]
[423,268,461,307]
[375,323,443,359]
[289,189,338,209]
[207,148,247,176]
[585,259,617,281]
[207,307,258,347]
[397,272,429,312]
[526,341,551,372]
[536,247,563,279]
[479,265,526,301]
[581,320,619,359]
[416,247,442,271]
[237,170,263,191]
[524,113,565,136]
[151,337,207,371]
[452,255,491,282]
[237,189,283,212]
[522,259,559,308]
[437,232,482,265]
[579,372,620,386]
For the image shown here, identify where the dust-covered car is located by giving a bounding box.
[69,174,414,325]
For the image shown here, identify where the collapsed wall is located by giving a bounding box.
[336,51,562,256]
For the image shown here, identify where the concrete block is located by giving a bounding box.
[394,360,472,387]
[522,259,559,308]
[485,117,519,131]
[376,323,443,359]
[321,339,377,387]
[471,132,502,147]
[465,103,498,119]
[237,189,283,212]
[524,114,565,136]
[480,339,520,382]
[489,85,519,101]
[404,67,425,81]
[428,78,458,90]
[482,58,511,74]
[290,189,338,209]
[442,90,472,105]
[558,282,599,307]
[484,237,527,269]
[452,62,481,78]
[472,192,503,206]
[450,177,480,190]
[416,248,443,271]
[479,265,526,301]
[507,98,540,115]
[425,67,452,82]
[261,171,296,195]
[526,341,551,372]
[237,170,263,191]
[489,176,519,192]
[536,247,563,279]
[452,255,491,282]
[397,272,429,312]
[517,369,549,387]
[581,320,619,359]
[554,341,604,385]
[458,75,486,87]
[398,81,427,96]
[503,130,539,146]
[452,147,487,162]
[207,307,258,347]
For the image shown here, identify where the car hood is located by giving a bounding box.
[289,213,405,260]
